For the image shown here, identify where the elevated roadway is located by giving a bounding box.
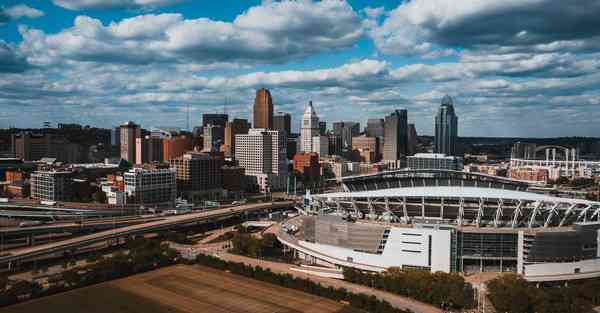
[0,201,293,268]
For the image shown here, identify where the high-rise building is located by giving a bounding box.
[333,122,360,149]
[253,88,274,130]
[12,132,81,163]
[383,110,408,161]
[203,124,225,152]
[202,114,228,128]
[120,121,141,163]
[328,134,343,156]
[300,101,320,153]
[223,119,250,157]
[319,121,327,135]
[311,136,329,156]
[162,134,193,161]
[169,152,224,200]
[408,123,418,156]
[434,95,458,156]
[352,135,380,163]
[293,153,320,181]
[124,167,176,205]
[135,136,163,164]
[365,118,385,139]
[235,129,287,193]
[273,112,291,136]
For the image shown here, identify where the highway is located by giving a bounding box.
[0,201,293,268]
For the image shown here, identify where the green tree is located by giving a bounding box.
[487,274,539,313]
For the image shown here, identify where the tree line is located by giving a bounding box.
[343,267,474,311]
[487,274,600,313]
[193,253,413,313]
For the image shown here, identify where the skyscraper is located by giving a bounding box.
[120,121,141,163]
[383,110,408,161]
[408,123,418,156]
[300,101,320,153]
[253,88,274,129]
[365,118,385,139]
[202,113,228,128]
[223,118,250,157]
[235,129,287,193]
[203,124,224,152]
[434,95,458,156]
[333,121,360,149]
[273,112,291,136]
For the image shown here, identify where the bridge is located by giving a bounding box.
[0,201,293,268]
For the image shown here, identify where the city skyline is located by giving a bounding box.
[1,1,600,137]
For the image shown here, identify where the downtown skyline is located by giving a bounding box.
[1,0,600,137]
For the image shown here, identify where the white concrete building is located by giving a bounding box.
[235,128,288,193]
[300,101,320,153]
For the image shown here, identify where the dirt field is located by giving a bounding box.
[0,265,347,313]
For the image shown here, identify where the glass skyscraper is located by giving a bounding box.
[434,95,458,156]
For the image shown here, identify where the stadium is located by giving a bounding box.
[278,170,600,282]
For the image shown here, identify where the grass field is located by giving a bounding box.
[0,265,349,313]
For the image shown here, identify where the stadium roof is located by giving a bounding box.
[313,186,599,206]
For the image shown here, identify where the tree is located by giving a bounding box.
[487,274,539,313]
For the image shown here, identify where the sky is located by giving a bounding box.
[1,0,599,137]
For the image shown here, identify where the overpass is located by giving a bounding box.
[0,201,293,268]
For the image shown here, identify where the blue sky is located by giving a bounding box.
[1,0,599,137]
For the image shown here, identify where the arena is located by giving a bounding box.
[278,170,600,282]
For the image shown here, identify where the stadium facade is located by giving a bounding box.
[278,170,600,282]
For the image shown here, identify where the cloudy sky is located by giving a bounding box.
[1,0,599,137]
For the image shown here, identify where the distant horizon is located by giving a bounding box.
[1,1,600,137]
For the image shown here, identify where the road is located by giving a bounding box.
[0,201,292,267]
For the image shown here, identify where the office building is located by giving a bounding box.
[408,123,418,156]
[30,171,73,201]
[319,121,327,135]
[293,152,320,181]
[223,119,250,157]
[235,129,287,193]
[333,122,360,149]
[124,167,176,205]
[162,134,193,161]
[12,132,82,163]
[273,112,291,136]
[434,95,458,156]
[135,136,163,164]
[406,153,463,170]
[170,152,224,200]
[202,113,228,128]
[300,101,320,153]
[365,118,385,139]
[352,135,380,163]
[383,110,408,161]
[253,88,274,129]
[203,124,225,152]
[222,166,245,196]
[120,121,141,163]
[311,136,329,156]
[328,134,343,156]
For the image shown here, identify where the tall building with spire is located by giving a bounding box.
[300,101,320,153]
[253,88,273,129]
[434,95,459,156]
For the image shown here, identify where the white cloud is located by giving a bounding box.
[20,1,362,66]
[4,4,44,19]
[52,0,185,10]
[369,0,600,56]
